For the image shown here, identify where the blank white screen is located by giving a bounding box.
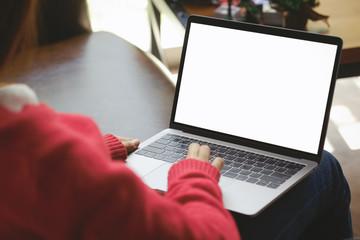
[174,23,338,154]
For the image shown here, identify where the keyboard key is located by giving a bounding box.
[154,154,165,160]
[237,152,247,158]
[223,165,231,171]
[172,153,184,160]
[239,170,252,176]
[241,165,252,170]
[174,148,185,154]
[172,137,181,142]
[215,152,226,158]
[264,164,276,170]
[144,152,156,158]
[234,157,246,163]
[169,142,179,147]
[256,156,267,162]
[163,156,178,163]
[209,144,218,150]
[285,169,297,175]
[149,143,166,149]
[260,175,285,184]
[223,172,238,178]
[236,175,248,181]
[267,183,280,189]
[160,135,172,140]
[163,151,174,156]
[275,161,288,167]
[225,155,237,161]
[246,155,257,160]
[286,164,305,171]
[227,150,238,156]
[165,146,175,151]
[217,148,228,153]
[244,160,256,165]
[254,162,266,168]
[156,139,170,145]
[250,167,262,173]
[224,160,232,166]
[143,146,165,154]
[256,180,269,186]
[250,173,262,179]
[265,159,278,165]
[178,144,188,149]
[180,139,191,144]
[246,178,258,184]
[229,168,242,174]
[271,172,292,180]
[260,169,273,176]
[135,150,147,156]
[274,167,287,173]
[231,163,242,168]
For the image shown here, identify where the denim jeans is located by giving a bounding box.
[231,151,353,240]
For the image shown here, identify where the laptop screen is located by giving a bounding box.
[173,21,339,155]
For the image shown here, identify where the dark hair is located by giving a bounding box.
[0,1,39,69]
[0,0,91,80]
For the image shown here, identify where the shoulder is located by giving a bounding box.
[0,84,39,112]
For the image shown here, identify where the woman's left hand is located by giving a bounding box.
[115,136,140,153]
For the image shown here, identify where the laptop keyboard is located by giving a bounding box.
[135,134,305,189]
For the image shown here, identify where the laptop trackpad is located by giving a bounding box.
[126,156,165,178]
[142,163,172,192]
[219,176,236,190]
[142,164,236,193]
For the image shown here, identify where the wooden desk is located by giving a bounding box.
[9,32,175,141]
[153,0,360,78]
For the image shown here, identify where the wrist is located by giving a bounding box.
[103,134,127,161]
[169,159,220,183]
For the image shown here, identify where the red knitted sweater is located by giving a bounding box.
[0,104,240,239]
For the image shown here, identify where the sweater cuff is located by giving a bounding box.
[168,159,220,183]
[103,134,127,161]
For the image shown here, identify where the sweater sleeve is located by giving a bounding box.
[164,159,240,239]
[0,104,240,240]
[102,134,127,161]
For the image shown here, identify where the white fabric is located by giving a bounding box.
[0,84,39,112]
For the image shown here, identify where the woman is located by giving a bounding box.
[0,1,238,239]
[0,1,353,239]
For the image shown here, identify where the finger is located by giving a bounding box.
[198,145,211,162]
[116,136,132,142]
[211,157,224,171]
[130,139,140,152]
[122,139,140,153]
[186,142,200,159]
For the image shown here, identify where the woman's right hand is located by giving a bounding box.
[186,142,223,171]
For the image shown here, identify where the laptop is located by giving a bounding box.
[126,15,342,216]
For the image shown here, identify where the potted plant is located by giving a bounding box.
[223,0,261,22]
[270,0,329,30]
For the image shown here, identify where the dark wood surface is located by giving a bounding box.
[11,32,175,141]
